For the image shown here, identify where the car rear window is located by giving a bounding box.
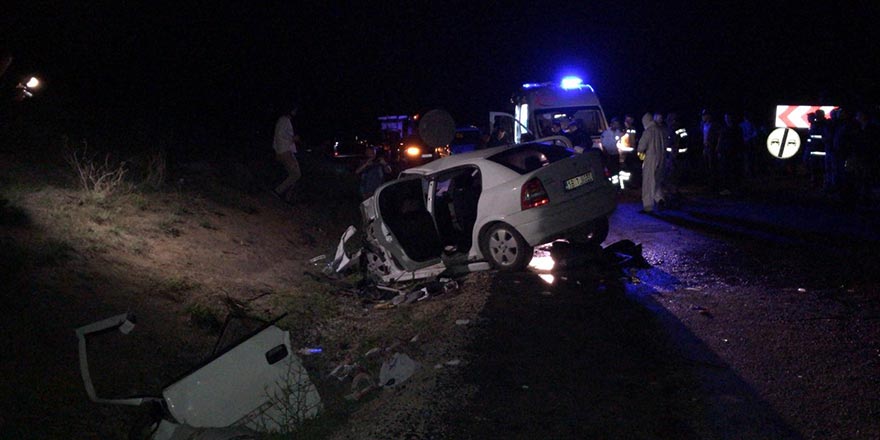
[487,143,574,174]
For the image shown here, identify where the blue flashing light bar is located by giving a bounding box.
[522,79,595,92]
[560,76,583,89]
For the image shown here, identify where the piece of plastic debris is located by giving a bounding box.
[379,353,420,388]
[391,293,407,305]
[309,254,327,263]
[405,289,428,304]
[329,363,356,381]
[298,347,323,355]
[444,359,461,366]
[345,372,376,401]
[442,279,460,293]
[797,288,807,293]
[521,385,529,390]
[722,338,729,343]
[455,319,470,326]
[409,334,420,343]
[685,287,702,291]
[365,347,381,357]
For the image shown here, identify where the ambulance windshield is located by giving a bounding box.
[534,107,606,138]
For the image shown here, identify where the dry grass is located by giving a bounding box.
[65,147,130,200]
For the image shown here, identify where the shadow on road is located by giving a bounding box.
[448,267,803,439]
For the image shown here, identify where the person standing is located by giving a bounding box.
[716,113,744,195]
[664,112,688,201]
[565,118,589,149]
[618,115,639,169]
[701,109,721,189]
[849,110,879,204]
[740,111,760,177]
[637,113,668,213]
[272,106,301,203]
[356,147,392,200]
[601,117,623,181]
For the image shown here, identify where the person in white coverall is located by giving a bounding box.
[637,112,668,212]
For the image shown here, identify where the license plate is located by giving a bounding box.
[564,172,593,191]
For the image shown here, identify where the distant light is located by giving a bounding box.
[560,76,583,90]
[26,77,40,89]
[405,146,421,157]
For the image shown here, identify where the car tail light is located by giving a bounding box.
[521,177,549,210]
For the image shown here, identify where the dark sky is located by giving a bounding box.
[3,1,879,144]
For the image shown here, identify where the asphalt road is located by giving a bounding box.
[448,181,880,439]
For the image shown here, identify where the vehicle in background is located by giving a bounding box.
[331,135,371,159]
[329,136,617,284]
[490,76,608,150]
[377,111,455,172]
[450,125,483,154]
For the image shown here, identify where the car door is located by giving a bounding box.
[369,176,444,272]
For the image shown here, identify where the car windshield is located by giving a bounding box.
[487,143,574,174]
[533,106,606,138]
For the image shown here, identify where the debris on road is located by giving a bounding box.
[379,353,420,388]
[329,362,357,381]
[455,319,470,326]
[298,347,323,355]
[345,372,376,401]
[691,305,713,317]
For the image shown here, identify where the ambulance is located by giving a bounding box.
[490,76,608,148]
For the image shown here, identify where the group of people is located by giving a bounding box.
[805,107,879,205]
[599,109,765,213]
[599,112,684,212]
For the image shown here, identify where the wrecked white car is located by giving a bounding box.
[77,313,321,439]
[332,137,617,284]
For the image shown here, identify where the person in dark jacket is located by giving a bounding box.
[716,112,744,195]
[487,124,511,147]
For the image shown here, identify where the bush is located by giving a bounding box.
[66,147,130,199]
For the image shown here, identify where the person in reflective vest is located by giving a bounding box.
[664,113,688,201]
[618,114,641,187]
[805,110,828,186]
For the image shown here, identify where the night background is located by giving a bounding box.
[3,1,879,152]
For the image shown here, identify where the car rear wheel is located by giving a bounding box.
[482,223,533,271]
[569,216,609,245]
